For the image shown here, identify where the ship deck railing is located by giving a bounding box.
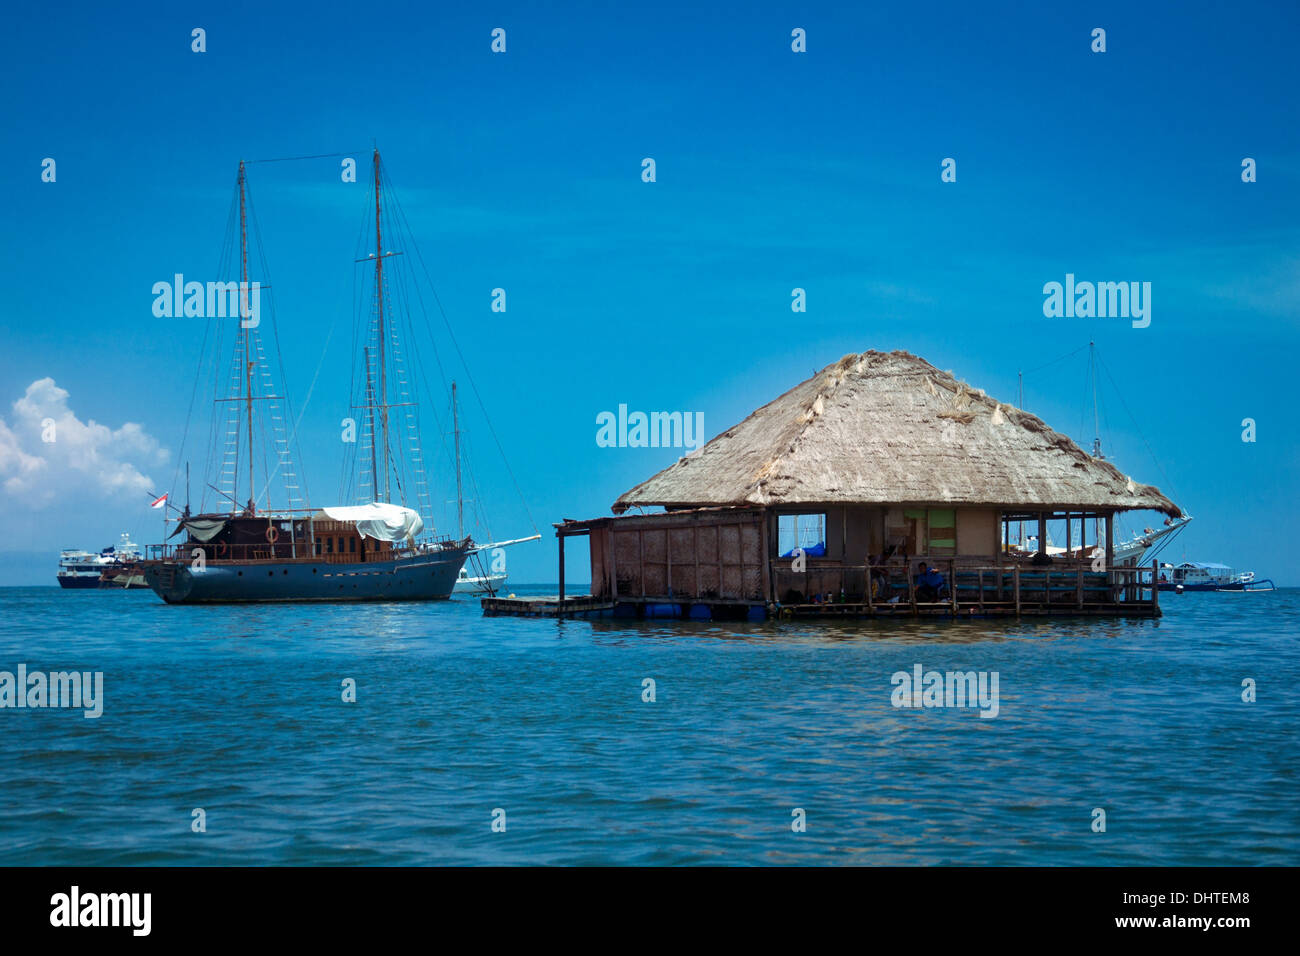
[143,539,464,565]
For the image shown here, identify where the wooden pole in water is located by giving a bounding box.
[558,532,566,605]
[1105,512,1115,601]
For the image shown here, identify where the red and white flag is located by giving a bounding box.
[150,493,168,510]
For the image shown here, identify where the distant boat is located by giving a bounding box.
[1157,561,1275,592]
[453,567,507,594]
[57,533,144,589]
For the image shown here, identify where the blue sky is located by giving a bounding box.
[2,0,1298,585]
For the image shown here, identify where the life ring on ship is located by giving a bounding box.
[214,541,227,556]
[265,526,279,544]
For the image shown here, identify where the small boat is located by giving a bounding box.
[57,533,145,589]
[453,567,507,594]
[1157,562,1275,592]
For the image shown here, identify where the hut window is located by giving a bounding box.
[349,537,357,553]
[314,537,321,555]
[326,537,334,554]
[927,509,956,556]
[337,537,345,554]
[777,513,826,557]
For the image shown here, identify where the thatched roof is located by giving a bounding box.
[613,350,1180,517]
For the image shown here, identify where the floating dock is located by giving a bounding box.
[482,568,1161,621]
[481,595,617,618]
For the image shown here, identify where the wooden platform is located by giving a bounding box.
[481,595,617,618]
[776,600,1159,619]
[482,595,1160,620]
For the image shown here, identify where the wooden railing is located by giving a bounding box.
[773,559,1160,612]
[144,542,403,564]
[145,537,468,565]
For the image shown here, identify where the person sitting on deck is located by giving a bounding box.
[1031,549,1053,567]
[914,563,947,602]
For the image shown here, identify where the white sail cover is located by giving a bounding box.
[319,503,424,542]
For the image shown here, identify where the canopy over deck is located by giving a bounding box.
[318,503,424,542]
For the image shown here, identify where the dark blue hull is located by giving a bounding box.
[142,548,470,604]
[56,575,102,589]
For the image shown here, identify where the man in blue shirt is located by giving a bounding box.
[915,564,947,602]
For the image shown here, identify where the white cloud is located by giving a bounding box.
[0,378,169,506]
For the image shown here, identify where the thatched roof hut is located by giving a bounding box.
[613,350,1180,517]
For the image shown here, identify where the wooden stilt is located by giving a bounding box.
[949,559,959,615]
[907,562,917,617]
[558,533,566,604]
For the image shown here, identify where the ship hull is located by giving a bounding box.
[142,548,470,604]
[56,575,103,589]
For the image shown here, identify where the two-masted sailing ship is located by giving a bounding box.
[141,150,496,603]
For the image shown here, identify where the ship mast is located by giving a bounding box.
[238,160,255,515]
[364,345,380,503]
[1089,339,1102,460]
[453,381,464,539]
[1088,339,1104,546]
[372,148,391,503]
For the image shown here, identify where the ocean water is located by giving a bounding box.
[0,585,1295,866]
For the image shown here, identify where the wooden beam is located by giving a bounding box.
[608,527,617,599]
[907,562,917,617]
[695,524,702,600]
